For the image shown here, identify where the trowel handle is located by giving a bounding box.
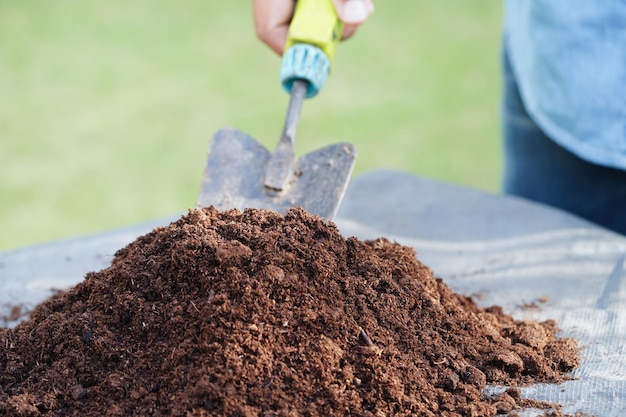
[280,0,343,98]
[285,0,343,65]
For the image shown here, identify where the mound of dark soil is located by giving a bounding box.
[0,207,579,416]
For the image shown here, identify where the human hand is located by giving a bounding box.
[253,0,374,55]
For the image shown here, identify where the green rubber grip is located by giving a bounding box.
[284,0,344,67]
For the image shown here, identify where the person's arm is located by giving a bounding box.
[253,0,374,55]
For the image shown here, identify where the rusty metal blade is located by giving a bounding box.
[197,128,356,220]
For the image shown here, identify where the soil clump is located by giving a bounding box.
[0,207,579,416]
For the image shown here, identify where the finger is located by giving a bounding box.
[341,24,359,40]
[333,0,374,25]
[331,0,374,40]
[253,0,295,55]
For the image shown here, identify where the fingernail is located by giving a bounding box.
[341,0,369,24]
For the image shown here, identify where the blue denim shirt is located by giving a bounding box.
[504,1,626,170]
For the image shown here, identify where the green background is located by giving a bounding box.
[0,1,503,250]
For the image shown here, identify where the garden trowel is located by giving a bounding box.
[197,0,357,220]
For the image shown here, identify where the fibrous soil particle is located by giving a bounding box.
[0,207,580,416]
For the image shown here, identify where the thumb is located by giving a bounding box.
[333,0,374,25]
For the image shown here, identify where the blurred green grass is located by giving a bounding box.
[0,1,503,250]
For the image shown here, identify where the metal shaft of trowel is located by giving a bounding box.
[264,79,308,192]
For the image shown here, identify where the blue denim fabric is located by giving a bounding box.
[503,0,626,170]
[502,50,626,235]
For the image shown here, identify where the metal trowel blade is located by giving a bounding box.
[197,128,357,220]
